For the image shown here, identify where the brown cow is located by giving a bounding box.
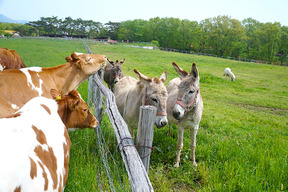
[0,52,106,118]
[0,89,97,192]
[0,47,26,70]
[104,58,125,91]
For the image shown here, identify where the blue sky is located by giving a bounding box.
[0,0,287,26]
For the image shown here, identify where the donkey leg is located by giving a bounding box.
[168,123,171,136]
[174,126,184,168]
[190,125,199,166]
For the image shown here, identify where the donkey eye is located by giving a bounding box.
[151,98,158,103]
[188,90,195,94]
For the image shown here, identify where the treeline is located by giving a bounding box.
[1,15,287,63]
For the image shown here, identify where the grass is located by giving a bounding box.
[1,38,288,191]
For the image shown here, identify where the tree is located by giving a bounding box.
[278,26,288,63]
[257,22,281,61]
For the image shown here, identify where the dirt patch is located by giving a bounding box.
[237,103,288,116]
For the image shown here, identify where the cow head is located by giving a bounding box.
[171,62,200,120]
[65,52,107,75]
[134,69,168,128]
[50,89,98,129]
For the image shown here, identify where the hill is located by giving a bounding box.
[0,14,28,24]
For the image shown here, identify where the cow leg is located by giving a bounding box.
[174,124,184,168]
[190,125,199,166]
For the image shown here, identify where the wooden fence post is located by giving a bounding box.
[136,106,157,174]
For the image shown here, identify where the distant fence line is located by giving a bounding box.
[159,47,287,67]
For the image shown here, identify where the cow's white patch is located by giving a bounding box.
[11,104,19,110]
[0,64,5,71]
[20,68,43,96]
[74,52,84,56]
[0,97,67,191]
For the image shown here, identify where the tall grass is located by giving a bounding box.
[1,38,287,191]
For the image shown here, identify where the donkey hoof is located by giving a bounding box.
[174,162,180,168]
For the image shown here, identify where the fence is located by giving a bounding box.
[159,47,287,67]
[84,41,154,191]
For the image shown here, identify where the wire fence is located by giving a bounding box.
[85,41,131,192]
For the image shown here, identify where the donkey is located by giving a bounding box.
[104,58,125,91]
[114,69,168,137]
[167,62,203,167]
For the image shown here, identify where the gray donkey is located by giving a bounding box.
[104,58,125,91]
[167,62,203,167]
[114,69,168,137]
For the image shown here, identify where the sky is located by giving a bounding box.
[0,0,287,26]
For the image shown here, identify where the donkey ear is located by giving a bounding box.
[107,58,114,65]
[134,69,152,86]
[120,58,125,64]
[159,71,167,83]
[190,63,199,80]
[172,62,188,79]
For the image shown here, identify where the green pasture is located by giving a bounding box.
[1,38,287,191]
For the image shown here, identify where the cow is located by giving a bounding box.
[167,62,203,167]
[0,52,107,118]
[223,67,235,81]
[114,69,168,137]
[104,58,125,91]
[0,89,97,192]
[0,47,26,70]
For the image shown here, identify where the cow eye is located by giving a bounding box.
[83,108,88,112]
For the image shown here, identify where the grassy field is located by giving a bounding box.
[1,38,288,191]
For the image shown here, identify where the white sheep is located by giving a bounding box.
[223,68,235,81]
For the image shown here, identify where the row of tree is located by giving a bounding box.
[1,15,287,63]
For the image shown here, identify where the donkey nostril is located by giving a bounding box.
[173,111,180,118]
[161,121,167,127]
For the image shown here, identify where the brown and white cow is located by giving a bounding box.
[167,62,203,167]
[0,47,26,70]
[0,52,106,118]
[114,69,168,137]
[0,89,97,192]
[104,58,125,91]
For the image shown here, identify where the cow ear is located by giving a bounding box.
[159,71,167,83]
[190,63,199,80]
[65,56,72,62]
[134,69,152,86]
[172,62,188,79]
[68,90,80,98]
[71,52,79,60]
[69,99,80,111]
[50,89,62,100]
[75,60,84,70]
[120,58,125,64]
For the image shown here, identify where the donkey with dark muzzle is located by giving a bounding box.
[104,58,125,91]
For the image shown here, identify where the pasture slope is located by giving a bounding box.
[1,38,287,192]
